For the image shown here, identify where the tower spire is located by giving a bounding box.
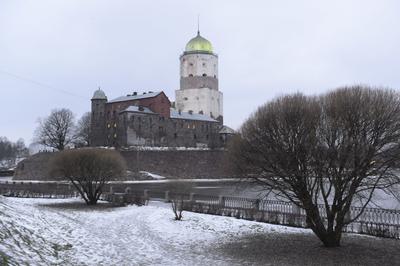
[197,14,200,35]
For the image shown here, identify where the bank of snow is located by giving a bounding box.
[0,196,306,265]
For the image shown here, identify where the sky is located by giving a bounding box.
[0,0,399,143]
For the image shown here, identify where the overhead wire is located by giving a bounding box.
[0,69,88,101]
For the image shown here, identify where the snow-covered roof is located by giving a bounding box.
[219,125,236,134]
[170,109,218,122]
[109,91,162,103]
[121,106,155,114]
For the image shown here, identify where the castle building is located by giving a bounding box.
[90,31,233,148]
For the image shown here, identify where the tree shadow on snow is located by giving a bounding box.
[217,232,400,266]
[38,200,121,211]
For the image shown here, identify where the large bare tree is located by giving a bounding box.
[51,148,126,205]
[74,112,91,147]
[230,86,400,247]
[35,108,75,151]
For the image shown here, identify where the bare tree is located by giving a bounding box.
[230,86,400,247]
[0,137,28,168]
[167,181,193,220]
[74,112,91,147]
[35,108,76,151]
[50,148,126,205]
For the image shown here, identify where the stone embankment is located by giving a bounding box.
[13,149,234,180]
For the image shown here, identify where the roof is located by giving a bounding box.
[92,89,107,100]
[109,91,162,103]
[219,125,236,134]
[121,106,155,114]
[185,31,213,54]
[170,109,218,122]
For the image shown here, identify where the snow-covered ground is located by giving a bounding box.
[0,196,306,265]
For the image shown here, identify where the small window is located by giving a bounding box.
[113,133,117,138]
[114,123,117,128]
[194,134,197,139]
[189,63,193,66]
[202,63,206,67]
[202,73,207,77]
[174,133,177,139]
[107,124,111,128]
[189,74,193,77]
[206,134,209,140]
[184,97,188,101]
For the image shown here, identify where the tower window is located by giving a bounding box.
[189,74,193,77]
[202,73,207,77]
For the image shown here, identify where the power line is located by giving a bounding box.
[0,69,87,101]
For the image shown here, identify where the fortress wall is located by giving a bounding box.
[13,149,233,180]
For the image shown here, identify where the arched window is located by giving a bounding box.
[202,73,207,77]
[189,74,193,77]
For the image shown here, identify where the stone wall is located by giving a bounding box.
[13,149,233,180]
[14,152,54,180]
[122,149,231,179]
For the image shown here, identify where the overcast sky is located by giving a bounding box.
[0,0,399,143]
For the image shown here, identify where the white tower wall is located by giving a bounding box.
[180,53,218,79]
[176,88,223,119]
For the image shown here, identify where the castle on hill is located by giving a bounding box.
[90,30,234,148]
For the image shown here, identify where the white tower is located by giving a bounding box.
[175,31,223,122]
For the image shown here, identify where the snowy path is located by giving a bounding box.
[0,197,305,265]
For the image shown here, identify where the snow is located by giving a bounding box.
[120,146,224,151]
[140,171,166,179]
[108,91,162,103]
[0,197,307,265]
[122,106,155,114]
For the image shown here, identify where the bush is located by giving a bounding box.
[50,148,126,205]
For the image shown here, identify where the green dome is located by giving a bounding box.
[185,32,213,53]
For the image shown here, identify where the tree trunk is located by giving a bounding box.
[303,203,343,247]
[320,231,342,247]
